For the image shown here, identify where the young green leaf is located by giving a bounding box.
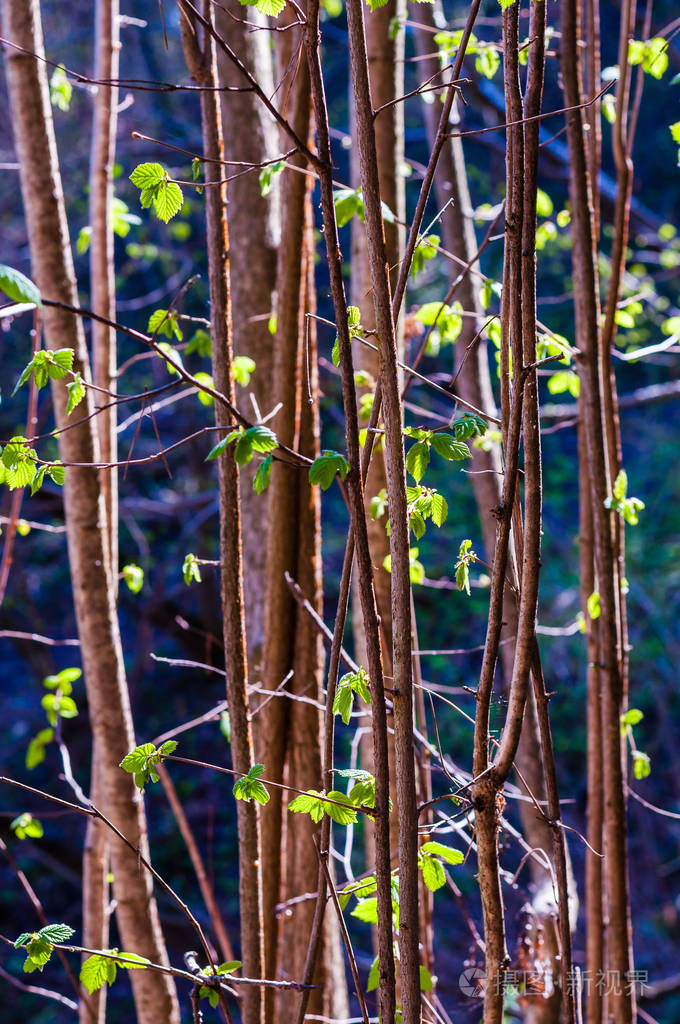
[182,552,202,585]
[66,374,86,414]
[332,668,371,725]
[0,264,42,307]
[254,454,273,494]
[233,763,270,805]
[430,432,470,461]
[233,355,256,386]
[26,727,54,770]
[122,564,144,594]
[309,450,350,490]
[10,813,44,840]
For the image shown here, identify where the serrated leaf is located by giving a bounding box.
[153,181,184,222]
[38,923,74,944]
[431,432,470,461]
[120,743,156,774]
[406,440,430,483]
[254,455,273,494]
[309,451,350,490]
[66,374,86,414]
[324,791,358,825]
[130,163,165,189]
[430,492,448,527]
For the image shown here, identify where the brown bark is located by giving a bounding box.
[215,0,279,672]
[179,5,265,1022]
[349,0,405,977]
[2,4,179,1022]
[303,1,396,1016]
[560,3,635,1021]
[257,23,311,1008]
[82,6,119,1019]
[345,1,419,1018]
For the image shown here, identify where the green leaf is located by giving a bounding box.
[26,728,54,769]
[633,751,651,779]
[333,188,363,227]
[148,308,183,340]
[233,355,256,386]
[256,0,286,15]
[288,790,326,823]
[475,43,500,79]
[130,163,165,189]
[418,851,446,891]
[351,898,379,924]
[41,692,78,725]
[670,122,680,145]
[81,950,149,993]
[254,454,273,494]
[66,374,86,414]
[194,371,215,406]
[0,264,42,307]
[43,667,81,693]
[38,923,75,944]
[154,182,184,223]
[309,450,350,490]
[587,591,601,620]
[10,813,44,840]
[324,791,358,825]
[122,564,144,594]
[367,956,380,992]
[258,160,284,196]
[420,965,434,992]
[120,743,156,774]
[23,937,53,973]
[420,841,464,865]
[613,469,628,502]
[182,552,202,584]
[622,708,643,727]
[430,492,448,527]
[535,188,553,218]
[333,669,371,725]
[406,440,430,483]
[186,328,212,357]
[431,432,470,461]
[50,64,72,111]
[206,429,241,461]
[410,234,440,279]
[233,764,270,805]
[332,336,340,366]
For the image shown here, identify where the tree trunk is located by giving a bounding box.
[82,5,119,1019]
[179,5,265,1021]
[215,0,279,673]
[2,4,179,1022]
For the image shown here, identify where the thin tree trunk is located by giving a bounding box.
[257,23,311,1010]
[560,3,635,1021]
[2,5,179,1022]
[303,1,396,1015]
[179,6,265,1022]
[82,5,119,1018]
[345,1,419,1017]
[349,0,405,975]
[214,0,279,672]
